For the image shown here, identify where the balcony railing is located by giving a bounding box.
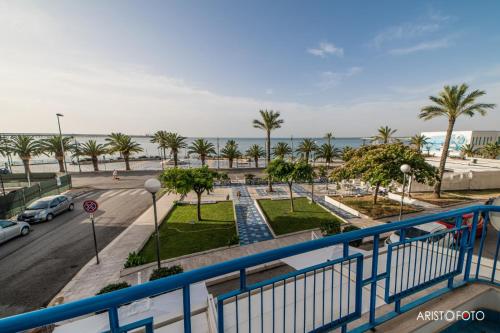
[0,205,499,332]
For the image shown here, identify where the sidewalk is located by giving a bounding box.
[52,192,178,304]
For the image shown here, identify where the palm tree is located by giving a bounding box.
[371,126,397,144]
[272,142,292,159]
[246,144,265,168]
[410,134,429,153]
[481,142,500,159]
[221,140,241,168]
[39,135,73,172]
[188,138,215,166]
[316,143,340,169]
[79,140,108,171]
[105,133,143,171]
[296,138,318,163]
[460,144,478,158]
[253,110,284,191]
[324,132,334,145]
[165,132,187,167]
[9,135,42,175]
[150,130,169,160]
[420,84,495,197]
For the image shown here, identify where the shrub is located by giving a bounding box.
[123,251,146,268]
[149,265,184,281]
[227,234,240,246]
[342,225,362,247]
[320,220,341,236]
[244,173,255,180]
[96,282,130,295]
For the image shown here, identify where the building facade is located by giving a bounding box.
[421,130,500,156]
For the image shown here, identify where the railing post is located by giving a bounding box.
[239,268,246,290]
[448,215,463,288]
[107,306,120,333]
[217,298,224,333]
[463,212,479,281]
[492,230,500,283]
[395,228,405,313]
[183,285,192,333]
[369,234,380,324]
[475,213,489,280]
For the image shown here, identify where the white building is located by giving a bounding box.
[420,130,500,156]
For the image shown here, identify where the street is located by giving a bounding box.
[0,173,155,318]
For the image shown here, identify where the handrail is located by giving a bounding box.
[0,205,499,332]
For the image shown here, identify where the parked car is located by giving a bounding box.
[17,195,74,223]
[437,213,484,238]
[385,222,453,248]
[0,167,10,174]
[0,220,30,244]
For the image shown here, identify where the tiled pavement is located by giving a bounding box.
[292,184,358,220]
[232,185,273,245]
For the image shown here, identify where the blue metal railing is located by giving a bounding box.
[0,205,498,333]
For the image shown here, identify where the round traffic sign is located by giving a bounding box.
[83,200,98,213]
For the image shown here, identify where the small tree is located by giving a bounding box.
[331,143,438,204]
[266,159,313,212]
[160,166,215,221]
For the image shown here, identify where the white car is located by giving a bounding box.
[0,220,31,244]
[385,222,454,248]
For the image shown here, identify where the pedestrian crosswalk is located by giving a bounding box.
[78,189,148,200]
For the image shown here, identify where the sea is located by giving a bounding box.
[1,134,366,164]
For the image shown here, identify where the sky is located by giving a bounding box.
[1,0,500,137]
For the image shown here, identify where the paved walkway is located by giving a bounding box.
[292,184,358,220]
[51,192,179,304]
[232,185,273,245]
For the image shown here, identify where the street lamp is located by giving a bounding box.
[398,164,412,221]
[56,113,68,174]
[145,178,162,270]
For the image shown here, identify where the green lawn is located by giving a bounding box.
[334,195,423,219]
[139,201,237,262]
[258,197,342,235]
[408,192,473,207]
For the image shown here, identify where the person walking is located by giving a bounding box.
[112,169,119,180]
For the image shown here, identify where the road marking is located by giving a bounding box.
[129,189,142,195]
[101,190,118,198]
[79,191,96,199]
[117,190,131,196]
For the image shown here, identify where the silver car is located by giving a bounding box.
[0,220,30,244]
[17,195,74,223]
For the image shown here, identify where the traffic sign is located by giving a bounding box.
[83,200,98,213]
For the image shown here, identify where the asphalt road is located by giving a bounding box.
[0,186,152,318]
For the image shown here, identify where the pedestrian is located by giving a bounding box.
[236,190,241,199]
[112,169,119,180]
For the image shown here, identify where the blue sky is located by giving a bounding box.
[2,0,500,137]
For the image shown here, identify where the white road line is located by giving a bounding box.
[79,191,95,199]
[101,191,118,198]
[117,190,132,196]
[129,189,142,195]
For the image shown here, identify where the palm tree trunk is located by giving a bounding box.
[373,182,380,204]
[22,159,31,175]
[201,156,205,166]
[228,158,233,168]
[288,182,294,212]
[57,157,65,173]
[196,192,202,221]
[254,157,258,168]
[92,156,99,171]
[124,154,131,171]
[305,152,309,164]
[173,151,178,167]
[434,119,455,198]
[267,131,273,192]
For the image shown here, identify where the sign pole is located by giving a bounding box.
[90,213,99,264]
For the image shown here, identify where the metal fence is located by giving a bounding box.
[0,174,72,218]
[0,205,498,333]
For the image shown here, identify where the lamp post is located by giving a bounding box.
[216,137,220,170]
[145,178,162,270]
[398,164,411,221]
[74,138,81,173]
[311,142,317,203]
[56,113,68,174]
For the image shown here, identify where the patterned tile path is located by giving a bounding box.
[232,185,274,245]
[292,184,358,220]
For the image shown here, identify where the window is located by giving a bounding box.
[57,196,67,203]
[0,221,16,228]
[50,200,59,208]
